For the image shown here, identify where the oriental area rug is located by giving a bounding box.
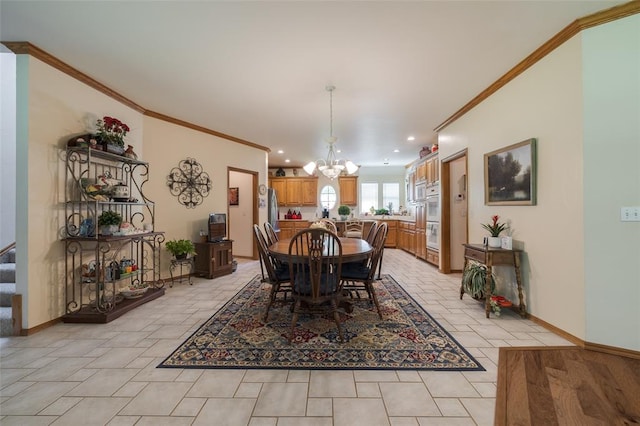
[159,274,484,371]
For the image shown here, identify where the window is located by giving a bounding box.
[319,185,337,210]
[383,183,400,213]
[360,183,378,214]
[360,181,400,214]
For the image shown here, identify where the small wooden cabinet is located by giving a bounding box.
[269,177,318,206]
[194,240,234,279]
[338,176,358,206]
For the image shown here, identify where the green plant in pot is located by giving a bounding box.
[98,210,122,235]
[165,239,196,259]
[338,205,351,221]
[461,261,496,300]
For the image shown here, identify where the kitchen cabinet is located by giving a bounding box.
[194,240,234,279]
[426,155,439,185]
[415,203,426,260]
[398,221,415,255]
[406,169,415,204]
[269,178,287,206]
[338,176,358,206]
[378,219,397,248]
[277,220,310,239]
[61,147,164,323]
[269,177,318,206]
[416,160,427,182]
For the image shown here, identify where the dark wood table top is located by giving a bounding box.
[269,237,373,263]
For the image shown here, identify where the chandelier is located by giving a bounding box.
[303,85,358,179]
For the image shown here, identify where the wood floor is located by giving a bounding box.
[495,346,640,425]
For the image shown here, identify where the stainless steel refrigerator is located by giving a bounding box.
[267,188,279,231]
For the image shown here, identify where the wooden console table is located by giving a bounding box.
[461,243,525,318]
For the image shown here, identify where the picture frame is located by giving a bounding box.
[484,138,536,205]
[229,187,239,206]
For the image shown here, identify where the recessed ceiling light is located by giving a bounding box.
[277,150,284,154]
[393,149,400,153]
[336,149,342,153]
[407,136,415,141]
[285,159,290,163]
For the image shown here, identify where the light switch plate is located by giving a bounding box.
[620,206,640,222]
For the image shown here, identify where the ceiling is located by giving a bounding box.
[0,1,624,169]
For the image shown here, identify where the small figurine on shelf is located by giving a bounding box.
[124,145,138,160]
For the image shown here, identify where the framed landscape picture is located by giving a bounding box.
[484,138,536,205]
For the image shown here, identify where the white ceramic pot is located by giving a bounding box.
[488,237,501,248]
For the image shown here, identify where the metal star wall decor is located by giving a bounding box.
[167,158,211,208]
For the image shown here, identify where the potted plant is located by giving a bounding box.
[165,239,196,259]
[338,205,350,221]
[461,262,495,300]
[481,215,508,248]
[98,210,122,235]
[96,116,129,154]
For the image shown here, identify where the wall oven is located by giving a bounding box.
[426,221,439,250]
[425,185,439,250]
[426,192,439,222]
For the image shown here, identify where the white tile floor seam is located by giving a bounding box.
[0,249,573,425]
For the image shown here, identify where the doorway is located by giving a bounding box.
[441,150,468,273]
[227,168,258,259]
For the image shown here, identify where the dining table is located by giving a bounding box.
[268,237,373,264]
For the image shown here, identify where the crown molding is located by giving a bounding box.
[434,1,640,132]
[144,110,269,153]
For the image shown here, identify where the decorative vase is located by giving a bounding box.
[488,237,501,248]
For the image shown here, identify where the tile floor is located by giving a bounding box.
[0,249,572,425]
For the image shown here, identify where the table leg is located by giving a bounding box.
[514,253,525,317]
[460,258,468,299]
[485,264,492,318]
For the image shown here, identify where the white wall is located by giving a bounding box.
[582,14,640,350]
[0,52,16,249]
[439,16,640,351]
[141,117,267,275]
[438,35,587,340]
[16,55,267,328]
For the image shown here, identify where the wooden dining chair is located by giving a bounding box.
[319,218,338,235]
[364,220,379,245]
[263,221,279,245]
[253,224,291,322]
[288,228,344,343]
[344,219,364,238]
[341,222,388,319]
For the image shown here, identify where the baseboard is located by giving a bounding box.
[525,312,585,347]
[584,341,640,360]
[21,317,62,336]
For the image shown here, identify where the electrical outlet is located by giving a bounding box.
[620,206,640,222]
